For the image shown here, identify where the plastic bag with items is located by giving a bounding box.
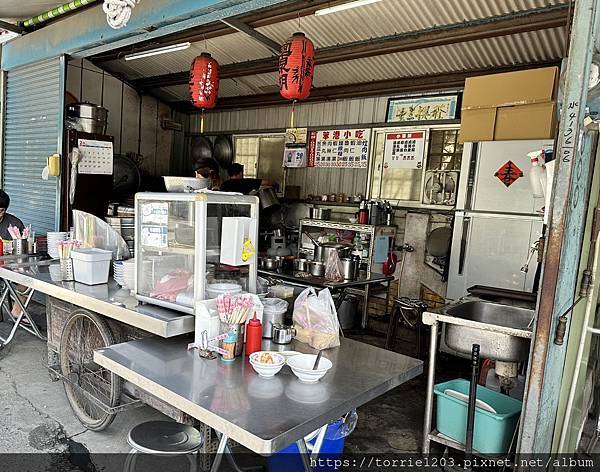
[293,287,340,350]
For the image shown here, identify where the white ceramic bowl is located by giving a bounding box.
[249,351,285,378]
[286,354,333,383]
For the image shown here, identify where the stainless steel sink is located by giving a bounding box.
[442,299,534,362]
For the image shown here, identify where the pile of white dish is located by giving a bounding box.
[47,232,69,259]
[114,259,135,290]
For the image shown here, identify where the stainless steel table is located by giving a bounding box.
[0,257,194,341]
[95,336,423,470]
[258,269,394,329]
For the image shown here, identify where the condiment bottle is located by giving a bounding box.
[245,313,262,356]
[358,201,369,224]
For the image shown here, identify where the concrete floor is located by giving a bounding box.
[0,317,463,470]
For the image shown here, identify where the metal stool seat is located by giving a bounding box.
[124,421,203,472]
[385,297,428,357]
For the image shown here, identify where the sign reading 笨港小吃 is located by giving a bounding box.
[308,128,371,168]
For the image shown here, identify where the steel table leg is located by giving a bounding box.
[310,424,328,463]
[422,320,439,454]
[361,284,370,329]
[296,437,313,472]
[4,281,45,340]
[210,433,228,472]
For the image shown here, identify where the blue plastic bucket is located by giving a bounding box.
[268,419,346,472]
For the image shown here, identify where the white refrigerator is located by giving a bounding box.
[446,140,553,300]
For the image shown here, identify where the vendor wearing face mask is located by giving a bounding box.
[0,190,24,241]
[193,158,222,190]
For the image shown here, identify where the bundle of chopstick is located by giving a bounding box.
[8,224,31,240]
[216,294,254,324]
[57,240,81,259]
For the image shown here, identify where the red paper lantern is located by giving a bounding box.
[279,32,315,101]
[189,53,219,109]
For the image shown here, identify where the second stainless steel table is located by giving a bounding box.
[95,336,423,470]
[258,269,394,329]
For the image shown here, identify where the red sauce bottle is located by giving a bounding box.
[245,313,262,356]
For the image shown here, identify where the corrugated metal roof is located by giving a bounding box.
[157,26,565,100]
[256,0,568,48]
[100,0,569,101]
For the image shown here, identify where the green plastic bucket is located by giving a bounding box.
[434,379,522,455]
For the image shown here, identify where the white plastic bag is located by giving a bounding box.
[293,287,340,350]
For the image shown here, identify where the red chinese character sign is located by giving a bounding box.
[279,32,315,101]
[495,160,524,187]
[307,128,371,168]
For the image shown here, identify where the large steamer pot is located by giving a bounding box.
[314,242,352,263]
[67,103,108,134]
[309,208,331,220]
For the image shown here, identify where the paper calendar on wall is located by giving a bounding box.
[77,139,114,175]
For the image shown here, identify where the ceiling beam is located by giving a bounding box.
[219,17,280,56]
[175,60,561,112]
[0,20,25,34]
[132,4,569,91]
[91,0,350,63]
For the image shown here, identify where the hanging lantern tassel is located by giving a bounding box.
[279,32,315,101]
[290,100,297,128]
[190,53,219,134]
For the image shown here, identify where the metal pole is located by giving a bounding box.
[296,438,313,472]
[422,319,438,454]
[519,0,600,454]
[558,235,600,451]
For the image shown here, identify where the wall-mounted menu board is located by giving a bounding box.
[307,128,371,168]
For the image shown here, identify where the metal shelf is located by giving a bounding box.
[300,218,394,233]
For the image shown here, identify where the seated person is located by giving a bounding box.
[220,163,272,195]
[0,190,24,240]
[0,190,27,323]
[193,158,222,190]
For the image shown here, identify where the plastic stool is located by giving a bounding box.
[124,421,204,472]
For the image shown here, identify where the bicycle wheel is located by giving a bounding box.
[60,310,121,431]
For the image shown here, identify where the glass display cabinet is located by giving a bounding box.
[135,192,259,314]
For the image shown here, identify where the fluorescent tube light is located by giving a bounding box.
[124,42,191,61]
[315,0,382,16]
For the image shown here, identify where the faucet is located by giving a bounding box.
[521,239,541,274]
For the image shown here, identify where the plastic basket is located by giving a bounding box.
[434,379,522,455]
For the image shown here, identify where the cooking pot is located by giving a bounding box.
[309,261,326,277]
[255,187,279,210]
[293,258,309,272]
[309,208,331,220]
[340,258,358,280]
[315,242,352,263]
[263,257,280,270]
[67,103,108,134]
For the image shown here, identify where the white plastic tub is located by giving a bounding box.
[71,248,113,285]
